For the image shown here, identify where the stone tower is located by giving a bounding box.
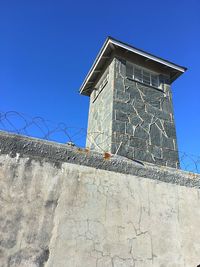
[80,37,186,168]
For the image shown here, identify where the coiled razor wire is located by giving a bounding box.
[0,110,199,174]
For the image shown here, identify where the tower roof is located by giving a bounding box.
[79,36,187,96]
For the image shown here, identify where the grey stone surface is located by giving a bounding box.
[115,110,129,122]
[134,126,149,140]
[86,62,114,153]
[112,120,126,133]
[1,131,200,267]
[148,145,162,159]
[150,124,162,147]
[134,148,153,163]
[129,136,147,149]
[163,121,177,139]
[86,56,179,167]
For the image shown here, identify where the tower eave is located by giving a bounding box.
[79,36,187,96]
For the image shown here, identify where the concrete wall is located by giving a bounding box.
[0,131,200,267]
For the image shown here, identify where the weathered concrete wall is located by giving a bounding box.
[0,131,200,267]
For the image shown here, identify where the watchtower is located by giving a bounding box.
[80,37,186,168]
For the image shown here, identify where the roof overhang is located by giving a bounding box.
[80,37,187,96]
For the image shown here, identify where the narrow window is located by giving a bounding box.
[151,74,159,88]
[143,70,150,85]
[134,67,142,82]
[126,62,133,78]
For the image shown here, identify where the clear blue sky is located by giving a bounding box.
[0,0,200,156]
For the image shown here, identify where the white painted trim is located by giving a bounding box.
[80,40,110,93]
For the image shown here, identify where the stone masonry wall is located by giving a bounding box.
[86,60,114,153]
[111,58,179,168]
[0,132,200,267]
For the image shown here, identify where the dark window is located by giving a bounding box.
[143,70,150,85]
[126,62,161,89]
[126,62,133,78]
[151,74,159,87]
[134,67,142,82]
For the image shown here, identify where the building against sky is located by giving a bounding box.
[0,0,199,159]
[81,37,186,168]
[1,17,200,267]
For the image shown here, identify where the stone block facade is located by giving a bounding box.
[86,60,114,153]
[86,57,179,168]
[112,58,179,168]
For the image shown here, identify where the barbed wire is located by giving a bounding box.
[0,110,87,144]
[0,110,199,174]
